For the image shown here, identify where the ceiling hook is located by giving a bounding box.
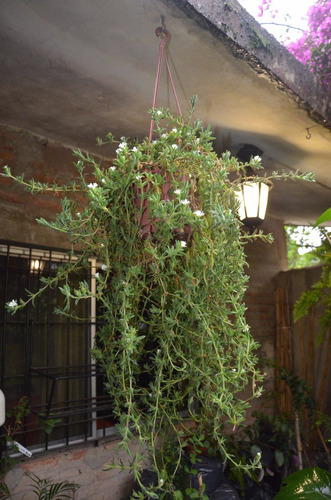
[155,26,171,45]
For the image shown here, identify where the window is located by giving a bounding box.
[0,242,115,456]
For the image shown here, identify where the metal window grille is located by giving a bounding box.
[0,241,115,458]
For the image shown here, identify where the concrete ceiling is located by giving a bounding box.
[0,0,330,225]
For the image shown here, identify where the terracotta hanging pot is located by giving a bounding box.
[134,164,193,242]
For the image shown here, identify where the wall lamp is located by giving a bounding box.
[236,145,272,231]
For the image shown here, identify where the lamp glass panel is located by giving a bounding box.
[243,183,259,218]
[235,190,246,220]
[30,259,45,273]
[258,182,269,219]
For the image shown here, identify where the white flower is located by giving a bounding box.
[180,241,187,248]
[180,199,190,205]
[77,212,81,216]
[161,133,167,138]
[194,210,204,217]
[152,140,158,144]
[94,272,100,279]
[171,144,178,149]
[232,368,237,372]
[174,189,181,195]
[156,110,162,115]
[116,142,127,153]
[109,166,116,171]
[87,182,98,189]
[101,264,107,270]
[100,243,104,247]
[8,299,18,308]
[136,174,142,180]
[196,138,200,143]
[253,155,262,162]
[172,128,177,133]
[132,146,138,152]
[101,178,105,183]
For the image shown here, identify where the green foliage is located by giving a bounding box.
[5,397,30,429]
[285,225,325,269]
[2,105,314,497]
[292,210,331,349]
[280,368,316,413]
[26,473,79,500]
[1,398,61,479]
[36,414,62,435]
[314,208,331,228]
[293,241,331,340]
[274,467,331,499]
[0,397,30,479]
[0,483,12,500]
[227,410,297,485]
[0,473,79,500]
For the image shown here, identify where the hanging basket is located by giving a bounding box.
[134,163,193,241]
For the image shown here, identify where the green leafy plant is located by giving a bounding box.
[35,414,62,435]
[2,102,314,498]
[26,472,79,500]
[0,472,79,500]
[246,411,297,471]
[0,483,12,500]
[293,212,331,342]
[222,410,296,497]
[315,208,331,228]
[1,398,61,481]
[274,467,331,499]
[280,368,317,470]
[0,397,30,479]
[285,225,325,269]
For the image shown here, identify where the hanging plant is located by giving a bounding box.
[3,100,314,498]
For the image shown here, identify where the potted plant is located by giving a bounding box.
[3,101,314,498]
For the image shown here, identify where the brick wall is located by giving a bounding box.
[0,123,108,248]
[241,217,289,416]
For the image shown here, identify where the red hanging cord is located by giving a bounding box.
[148,27,182,151]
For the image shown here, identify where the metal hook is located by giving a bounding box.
[155,26,171,44]
[305,125,319,140]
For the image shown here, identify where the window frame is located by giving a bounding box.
[0,241,116,457]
